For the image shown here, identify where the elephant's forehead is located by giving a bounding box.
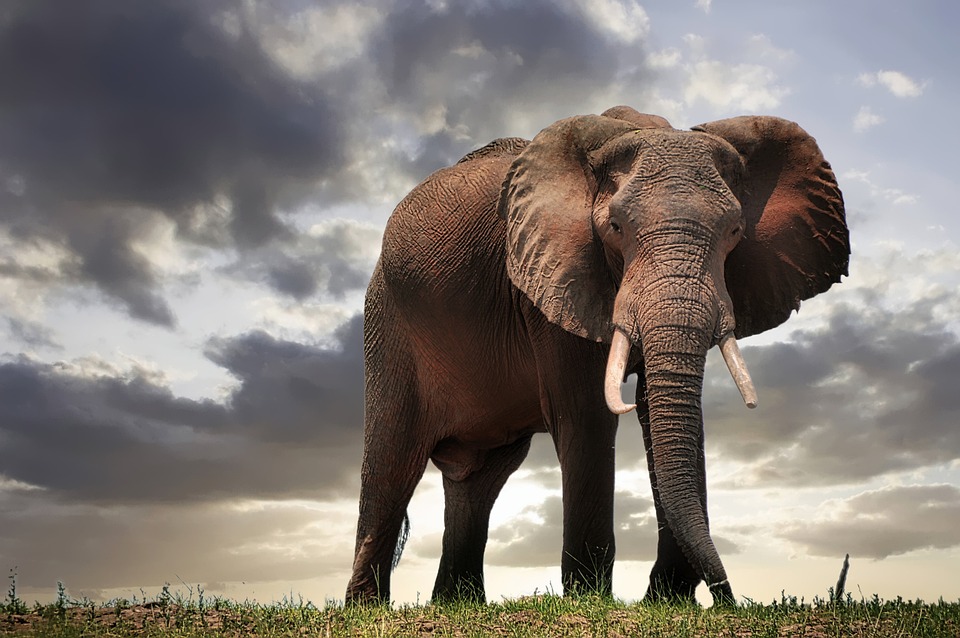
[632,129,725,168]
[622,140,722,188]
[599,138,740,219]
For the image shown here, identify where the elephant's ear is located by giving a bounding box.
[498,114,638,342]
[693,116,850,338]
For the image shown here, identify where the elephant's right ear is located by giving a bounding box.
[498,115,638,342]
[693,116,850,338]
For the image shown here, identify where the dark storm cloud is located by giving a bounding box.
[0,314,363,504]
[779,484,960,559]
[0,0,343,324]
[354,0,654,180]
[0,0,660,327]
[228,219,381,300]
[701,286,960,488]
[0,356,227,503]
[67,215,177,325]
[205,314,363,446]
[5,318,61,350]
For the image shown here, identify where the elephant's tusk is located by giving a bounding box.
[719,333,758,409]
[605,328,637,415]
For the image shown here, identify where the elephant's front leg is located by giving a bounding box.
[530,321,619,596]
[556,414,618,596]
[637,383,704,602]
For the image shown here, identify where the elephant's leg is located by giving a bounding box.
[346,330,433,603]
[529,320,618,597]
[638,393,705,602]
[346,427,430,605]
[346,299,431,606]
[431,435,533,603]
[347,448,429,603]
[555,418,618,597]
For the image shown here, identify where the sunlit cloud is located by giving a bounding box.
[857,70,927,98]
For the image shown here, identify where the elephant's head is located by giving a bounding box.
[498,106,848,601]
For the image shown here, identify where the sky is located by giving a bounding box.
[1,0,958,607]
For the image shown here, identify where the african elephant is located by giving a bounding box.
[345,106,848,605]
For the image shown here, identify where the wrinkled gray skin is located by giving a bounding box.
[345,106,849,605]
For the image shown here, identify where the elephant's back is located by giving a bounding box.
[378,143,522,308]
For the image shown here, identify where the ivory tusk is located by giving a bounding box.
[605,328,637,415]
[719,333,758,409]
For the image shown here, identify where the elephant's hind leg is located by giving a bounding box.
[346,427,430,605]
[346,418,430,605]
[346,284,431,605]
[431,435,533,603]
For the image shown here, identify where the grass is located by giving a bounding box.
[1,577,957,637]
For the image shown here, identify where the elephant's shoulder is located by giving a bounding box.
[457,137,529,164]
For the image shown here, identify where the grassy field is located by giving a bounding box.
[2,586,959,638]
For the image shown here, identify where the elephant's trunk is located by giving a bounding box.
[609,265,738,605]
[641,319,732,603]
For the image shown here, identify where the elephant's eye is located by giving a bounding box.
[610,220,622,234]
[731,224,742,237]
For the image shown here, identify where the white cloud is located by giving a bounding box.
[747,34,794,62]
[684,60,788,112]
[252,298,353,341]
[841,169,918,205]
[682,32,707,55]
[660,33,790,115]
[0,476,45,492]
[571,0,650,44]
[253,3,385,78]
[857,70,926,98]
[648,47,682,69]
[853,105,884,132]
[695,0,712,13]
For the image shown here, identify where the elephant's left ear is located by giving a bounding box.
[498,114,639,342]
[693,116,850,338]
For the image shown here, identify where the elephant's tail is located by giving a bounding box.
[392,512,410,570]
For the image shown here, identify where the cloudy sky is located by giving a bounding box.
[1,0,958,606]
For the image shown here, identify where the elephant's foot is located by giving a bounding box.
[708,579,736,607]
[562,577,614,599]
[561,550,615,599]
[345,537,393,606]
[431,575,486,605]
[644,563,700,604]
[344,582,389,607]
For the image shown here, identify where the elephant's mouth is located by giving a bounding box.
[603,328,757,414]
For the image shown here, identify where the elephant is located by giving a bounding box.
[345,106,848,606]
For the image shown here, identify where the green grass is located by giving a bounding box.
[2,586,959,637]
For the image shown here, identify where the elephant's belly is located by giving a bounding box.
[425,371,545,481]
[430,420,543,482]
[410,329,545,478]
[419,352,544,441]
